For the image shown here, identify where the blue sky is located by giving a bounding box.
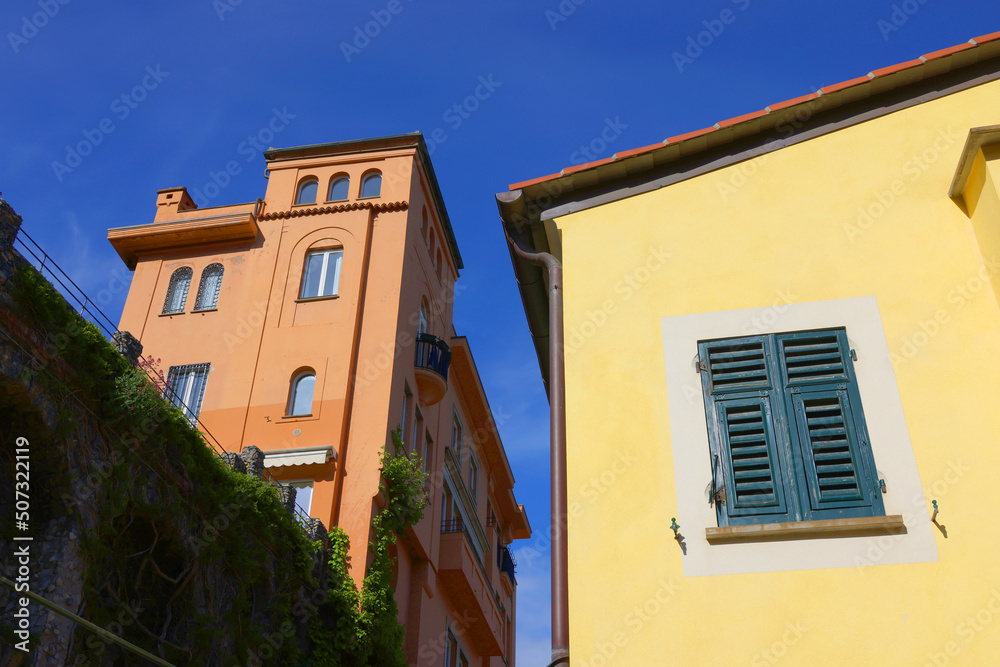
[2,0,997,663]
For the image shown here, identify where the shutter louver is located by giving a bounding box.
[795,392,865,505]
[780,333,847,384]
[718,397,788,518]
[707,340,769,392]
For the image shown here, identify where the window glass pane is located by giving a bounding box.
[290,374,315,416]
[296,179,318,204]
[163,268,192,313]
[166,363,209,421]
[290,481,313,514]
[419,302,428,335]
[301,253,323,298]
[322,251,342,296]
[361,173,382,198]
[328,177,349,201]
[195,264,223,310]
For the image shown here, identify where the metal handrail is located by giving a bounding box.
[8,226,321,543]
[415,332,451,379]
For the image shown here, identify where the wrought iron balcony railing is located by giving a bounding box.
[499,544,517,584]
[415,333,451,379]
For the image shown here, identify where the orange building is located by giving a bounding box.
[107,133,530,666]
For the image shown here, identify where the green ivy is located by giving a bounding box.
[5,263,430,664]
[308,428,428,666]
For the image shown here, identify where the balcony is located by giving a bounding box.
[498,544,517,586]
[439,518,504,656]
[414,333,451,406]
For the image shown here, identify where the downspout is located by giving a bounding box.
[501,215,569,666]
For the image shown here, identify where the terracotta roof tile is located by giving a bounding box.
[818,75,872,95]
[509,34,992,192]
[869,59,924,78]
[766,92,822,113]
[665,126,717,144]
[972,31,1000,45]
[612,142,666,160]
[920,43,976,62]
[509,173,562,191]
[561,157,616,176]
[715,109,768,129]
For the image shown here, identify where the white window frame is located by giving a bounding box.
[193,263,224,311]
[299,249,343,299]
[162,267,193,314]
[360,172,382,198]
[452,411,463,466]
[288,371,316,417]
[286,479,314,515]
[166,362,210,423]
[418,300,429,336]
[469,453,479,505]
[661,296,938,576]
[327,176,350,202]
[296,178,318,205]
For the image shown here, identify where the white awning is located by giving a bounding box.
[264,445,336,468]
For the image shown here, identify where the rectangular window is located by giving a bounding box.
[166,363,210,423]
[469,455,479,506]
[288,480,314,515]
[698,328,884,527]
[401,384,412,449]
[452,412,463,467]
[300,249,343,299]
[445,630,458,667]
[423,429,432,477]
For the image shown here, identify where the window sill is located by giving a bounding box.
[191,308,218,314]
[324,199,349,204]
[159,311,184,317]
[295,295,339,303]
[705,515,906,544]
[281,413,313,420]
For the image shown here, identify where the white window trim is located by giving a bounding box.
[300,249,343,299]
[288,371,316,417]
[661,296,938,576]
[166,362,210,423]
[469,453,479,505]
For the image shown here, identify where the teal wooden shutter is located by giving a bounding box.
[699,337,794,525]
[778,330,883,518]
[716,397,789,519]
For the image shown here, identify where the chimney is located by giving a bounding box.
[155,187,197,222]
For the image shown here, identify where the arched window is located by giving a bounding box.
[421,207,428,241]
[288,371,316,416]
[295,178,318,205]
[300,248,343,299]
[436,249,443,280]
[328,176,350,202]
[360,172,382,198]
[193,263,224,311]
[162,267,193,314]
[418,300,429,336]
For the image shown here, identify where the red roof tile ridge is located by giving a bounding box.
[509,34,991,192]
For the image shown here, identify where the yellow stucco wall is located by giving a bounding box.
[556,78,1000,665]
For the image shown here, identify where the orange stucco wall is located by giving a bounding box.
[112,138,527,665]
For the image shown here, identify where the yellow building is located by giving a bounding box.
[499,34,1000,665]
